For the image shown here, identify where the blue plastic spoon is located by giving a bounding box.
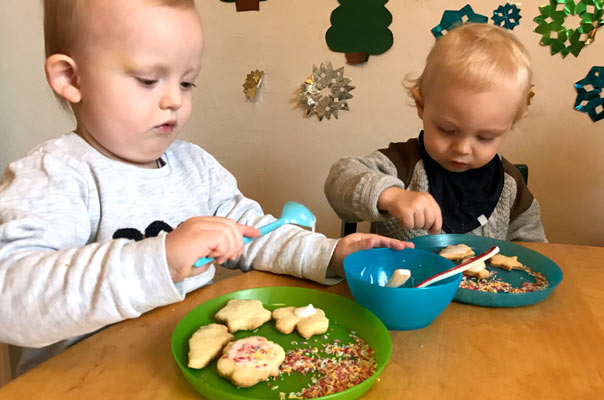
[193,201,317,267]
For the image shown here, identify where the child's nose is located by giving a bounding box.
[159,85,183,110]
[452,138,471,155]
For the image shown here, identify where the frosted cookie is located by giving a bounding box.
[272,304,329,339]
[489,254,523,271]
[188,323,234,369]
[215,299,272,332]
[461,257,490,279]
[439,244,475,260]
[217,336,285,387]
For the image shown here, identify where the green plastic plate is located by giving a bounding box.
[171,287,392,400]
[410,234,563,308]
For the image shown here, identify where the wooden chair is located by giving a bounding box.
[340,164,528,237]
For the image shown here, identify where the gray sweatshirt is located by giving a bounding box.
[324,139,547,242]
[0,133,339,373]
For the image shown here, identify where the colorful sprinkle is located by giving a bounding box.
[459,266,548,293]
[278,331,376,398]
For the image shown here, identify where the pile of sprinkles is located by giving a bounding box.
[273,330,376,399]
[459,266,548,293]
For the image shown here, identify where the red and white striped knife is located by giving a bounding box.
[415,246,500,288]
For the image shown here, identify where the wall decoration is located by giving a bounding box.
[325,0,393,65]
[243,70,264,100]
[220,0,265,12]
[299,62,354,121]
[574,66,604,122]
[491,3,522,30]
[431,4,488,38]
[527,85,536,106]
[533,0,604,58]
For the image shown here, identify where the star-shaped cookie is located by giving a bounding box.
[215,299,272,332]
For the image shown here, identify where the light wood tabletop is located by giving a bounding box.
[1,242,603,399]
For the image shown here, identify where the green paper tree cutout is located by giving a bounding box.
[326,0,394,65]
[220,0,266,12]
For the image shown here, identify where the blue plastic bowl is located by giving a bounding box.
[343,248,460,331]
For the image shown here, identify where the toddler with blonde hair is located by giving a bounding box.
[0,0,411,375]
[325,23,546,242]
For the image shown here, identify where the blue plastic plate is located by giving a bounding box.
[410,234,563,307]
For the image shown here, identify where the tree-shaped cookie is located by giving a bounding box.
[220,0,266,12]
[326,0,393,65]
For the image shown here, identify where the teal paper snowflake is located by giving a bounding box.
[431,4,488,38]
[492,3,522,30]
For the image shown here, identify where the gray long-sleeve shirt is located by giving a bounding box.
[324,139,547,242]
[0,133,339,372]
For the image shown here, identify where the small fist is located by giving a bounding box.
[377,186,442,234]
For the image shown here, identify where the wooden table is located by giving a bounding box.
[2,243,604,399]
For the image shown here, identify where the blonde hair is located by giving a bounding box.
[43,0,197,110]
[408,24,532,117]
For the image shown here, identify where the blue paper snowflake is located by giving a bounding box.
[574,66,604,122]
[431,4,488,38]
[492,3,522,30]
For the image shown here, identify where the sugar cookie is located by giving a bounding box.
[188,323,234,369]
[217,336,285,387]
[272,304,329,339]
[215,299,272,332]
[461,256,490,279]
[439,244,475,260]
[489,254,523,271]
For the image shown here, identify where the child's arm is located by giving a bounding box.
[324,151,442,233]
[188,151,407,284]
[324,151,406,222]
[502,159,547,242]
[506,199,547,242]
[0,156,193,347]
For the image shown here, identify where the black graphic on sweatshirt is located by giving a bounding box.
[113,220,173,241]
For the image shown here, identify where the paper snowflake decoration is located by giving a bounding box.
[431,4,488,38]
[533,0,604,58]
[299,62,355,121]
[574,66,604,122]
[492,3,522,30]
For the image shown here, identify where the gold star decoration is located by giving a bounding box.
[243,70,264,100]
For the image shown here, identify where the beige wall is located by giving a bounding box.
[1,0,602,245]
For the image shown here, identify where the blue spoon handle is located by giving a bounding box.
[193,219,286,268]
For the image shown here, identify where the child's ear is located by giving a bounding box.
[410,87,424,119]
[45,54,82,103]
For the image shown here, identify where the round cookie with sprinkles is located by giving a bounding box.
[217,336,285,388]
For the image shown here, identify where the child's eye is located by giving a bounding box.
[180,82,197,90]
[438,126,455,135]
[136,77,158,87]
[478,136,495,143]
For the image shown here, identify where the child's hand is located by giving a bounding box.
[328,233,414,277]
[164,216,261,282]
[377,186,442,234]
